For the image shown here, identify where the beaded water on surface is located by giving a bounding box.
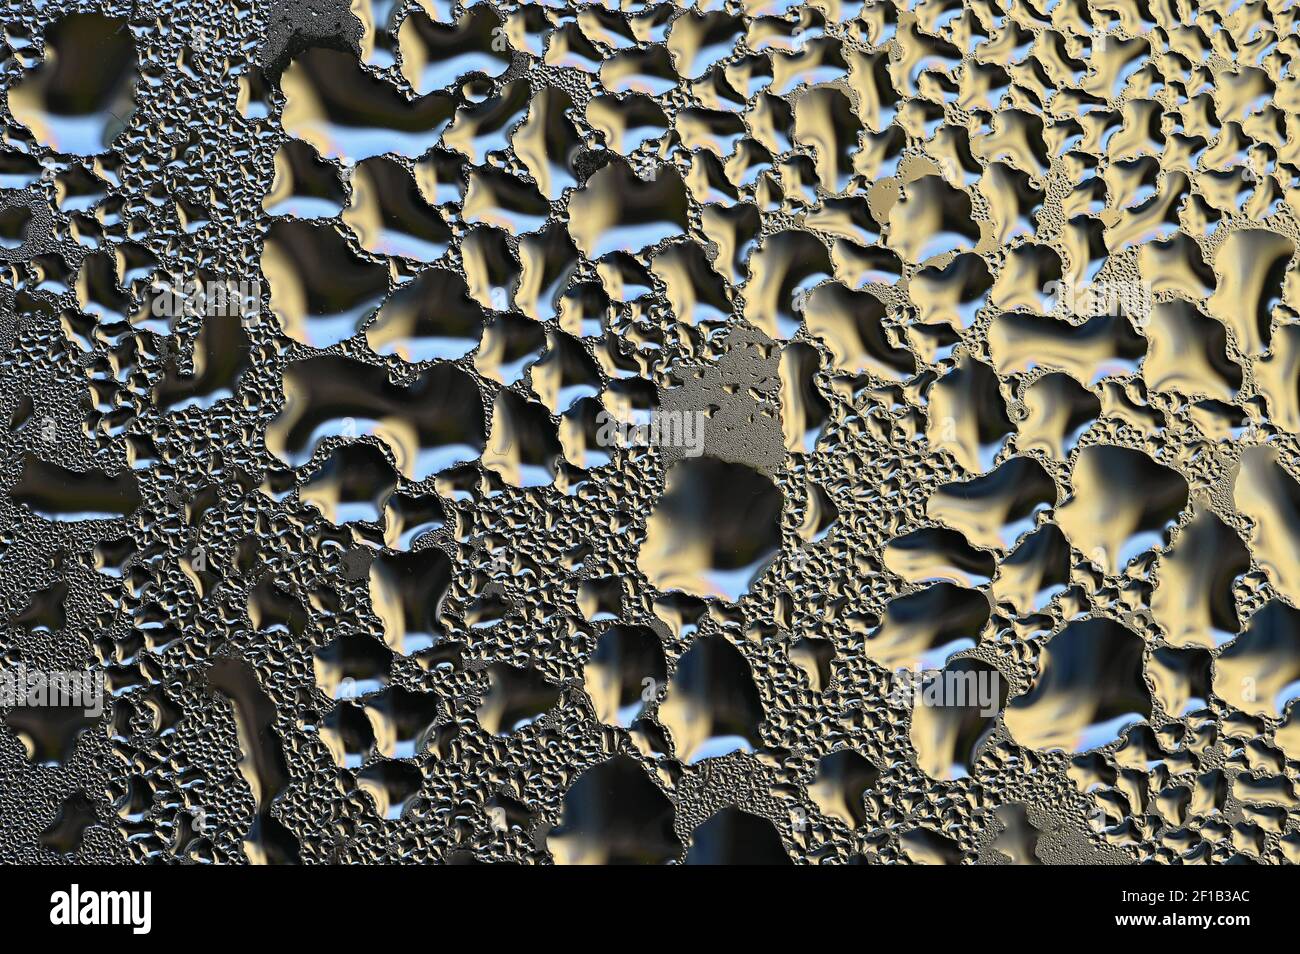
[0,0,1297,864]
